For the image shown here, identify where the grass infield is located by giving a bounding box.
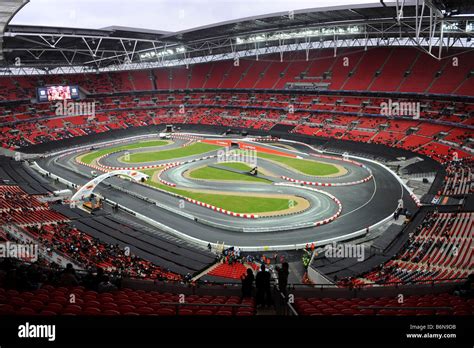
[80,140,169,165]
[188,162,270,183]
[124,142,221,163]
[141,169,294,214]
[257,152,339,176]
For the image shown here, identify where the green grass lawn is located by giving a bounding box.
[80,140,169,164]
[219,162,253,171]
[124,142,221,163]
[257,152,339,176]
[140,169,292,213]
[188,162,270,183]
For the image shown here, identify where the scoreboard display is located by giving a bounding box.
[37,85,80,102]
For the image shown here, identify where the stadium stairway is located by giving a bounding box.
[191,262,221,281]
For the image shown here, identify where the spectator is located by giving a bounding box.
[98,276,118,293]
[255,264,272,308]
[276,262,289,298]
[454,274,474,298]
[26,263,45,290]
[90,267,107,291]
[241,268,254,298]
[59,263,79,287]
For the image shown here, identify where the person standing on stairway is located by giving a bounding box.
[255,264,272,308]
[276,262,289,300]
[241,268,254,298]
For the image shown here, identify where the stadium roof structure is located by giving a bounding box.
[0,0,28,66]
[1,0,474,75]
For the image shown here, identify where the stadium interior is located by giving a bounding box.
[0,0,472,331]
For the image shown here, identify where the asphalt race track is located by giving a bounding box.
[36,133,418,249]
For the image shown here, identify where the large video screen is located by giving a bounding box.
[37,85,80,102]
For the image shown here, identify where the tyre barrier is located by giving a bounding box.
[310,153,366,167]
[48,133,163,159]
[410,192,422,207]
[94,147,217,171]
[95,150,168,171]
[75,154,170,173]
[140,178,261,220]
[73,140,347,221]
[269,150,374,186]
[154,154,263,219]
[75,157,107,173]
[170,134,203,141]
[274,183,342,227]
[181,140,195,147]
[157,162,181,187]
[312,193,341,226]
[247,136,280,143]
[86,151,259,219]
[73,156,261,220]
[281,173,373,187]
[184,198,258,219]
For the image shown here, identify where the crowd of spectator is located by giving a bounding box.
[0,257,121,293]
[27,223,181,281]
[339,210,471,287]
[0,186,45,211]
[442,158,473,195]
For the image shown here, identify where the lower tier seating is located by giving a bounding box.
[208,263,248,280]
[0,286,256,316]
[340,211,473,287]
[295,292,473,316]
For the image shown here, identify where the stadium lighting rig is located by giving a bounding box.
[235,25,362,44]
[139,45,187,60]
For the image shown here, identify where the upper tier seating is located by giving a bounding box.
[1,92,471,169]
[0,47,473,100]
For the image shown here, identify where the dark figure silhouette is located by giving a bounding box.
[454,273,474,298]
[255,264,272,307]
[241,268,254,298]
[276,262,290,298]
[59,263,79,287]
